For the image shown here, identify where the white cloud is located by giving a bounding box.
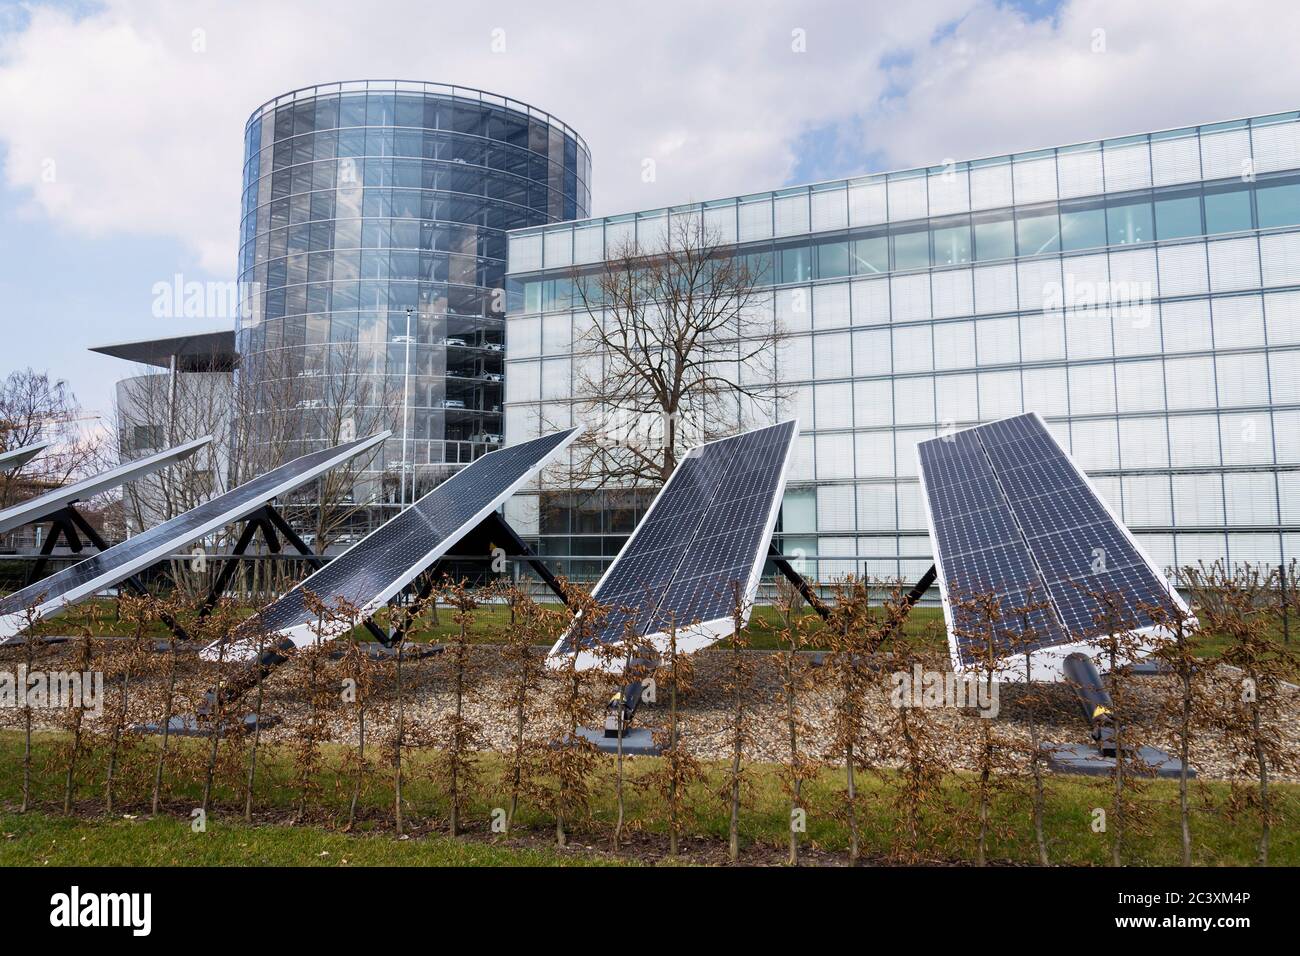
[0,0,971,273]
[861,0,1300,172]
[1,0,1296,282]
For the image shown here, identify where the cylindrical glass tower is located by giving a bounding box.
[235,81,589,536]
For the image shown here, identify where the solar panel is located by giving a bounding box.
[917,412,1190,681]
[549,420,798,671]
[0,442,50,471]
[0,437,213,535]
[202,427,582,660]
[0,432,389,641]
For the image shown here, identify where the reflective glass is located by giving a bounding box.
[1106,198,1153,244]
[892,229,930,270]
[1256,179,1300,228]
[1016,208,1060,255]
[852,236,888,274]
[973,215,1015,261]
[931,223,971,265]
[816,240,850,279]
[1059,200,1107,250]
[1154,193,1202,239]
[1204,184,1253,234]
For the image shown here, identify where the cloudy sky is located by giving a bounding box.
[1,0,1298,422]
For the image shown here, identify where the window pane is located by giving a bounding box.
[931,223,971,265]
[1106,198,1153,244]
[1256,180,1300,228]
[1016,208,1060,255]
[1204,185,1253,234]
[1059,200,1107,250]
[816,240,850,279]
[892,229,930,270]
[1155,193,1202,239]
[974,216,1015,261]
[780,245,812,283]
[852,236,888,274]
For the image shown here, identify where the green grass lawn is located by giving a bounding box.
[32,595,1296,658]
[0,731,1294,866]
[0,811,626,866]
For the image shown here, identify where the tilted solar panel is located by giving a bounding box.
[202,427,581,660]
[550,420,798,671]
[0,442,50,471]
[0,433,389,640]
[917,412,1190,681]
[0,437,213,535]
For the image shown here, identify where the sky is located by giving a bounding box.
[2,0,1299,425]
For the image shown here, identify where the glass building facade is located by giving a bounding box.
[504,112,1300,584]
[236,81,590,526]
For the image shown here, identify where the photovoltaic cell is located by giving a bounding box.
[0,437,212,535]
[917,412,1187,674]
[550,420,797,667]
[0,433,388,640]
[204,427,580,658]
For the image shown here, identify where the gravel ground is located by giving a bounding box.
[2,640,1297,783]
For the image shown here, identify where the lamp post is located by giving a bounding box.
[399,306,415,510]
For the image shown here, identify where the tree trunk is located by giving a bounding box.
[152,642,179,816]
[449,642,464,837]
[507,692,525,836]
[787,651,800,867]
[244,636,266,823]
[1179,667,1193,866]
[394,641,405,837]
[347,656,365,831]
[668,678,679,859]
[63,637,91,815]
[20,639,35,813]
[728,646,742,863]
[105,655,133,815]
[1251,676,1270,865]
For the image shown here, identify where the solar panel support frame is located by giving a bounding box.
[22,504,194,643]
[766,543,831,621]
[25,506,104,585]
[190,502,398,641]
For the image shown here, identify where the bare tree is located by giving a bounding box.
[1009,588,1055,866]
[1187,563,1298,865]
[772,581,817,866]
[645,615,703,859]
[497,585,559,837]
[0,369,101,549]
[562,217,782,488]
[1144,592,1205,866]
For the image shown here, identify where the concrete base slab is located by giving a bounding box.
[1043,742,1193,779]
[134,714,280,738]
[327,642,443,661]
[570,727,662,756]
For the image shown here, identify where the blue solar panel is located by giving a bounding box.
[0,437,211,535]
[0,434,388,640]
[205,428,580,657]
[918,413,1186,671]
[551,420,797,664]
